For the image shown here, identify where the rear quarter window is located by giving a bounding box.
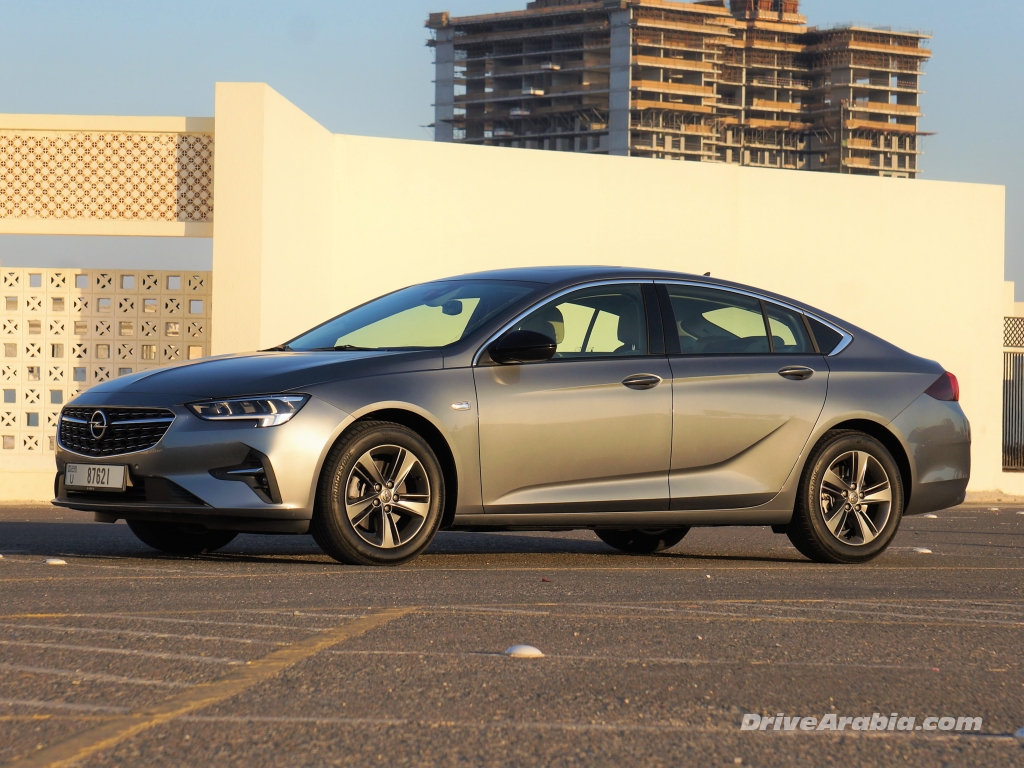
[807,317,845,355]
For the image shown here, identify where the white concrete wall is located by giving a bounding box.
[213,85,1006,492]
[0,84,1010,499]
[212,83,337,355]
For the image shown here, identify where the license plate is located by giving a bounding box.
[65,464,127,492]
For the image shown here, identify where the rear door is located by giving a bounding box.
[658,283,828,510]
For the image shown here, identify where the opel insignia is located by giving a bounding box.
[54,267,971,565]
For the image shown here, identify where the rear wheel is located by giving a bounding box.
[595,528,690,554]
[311,421,445,566]
[787,430,904,564]
[127,520,237,556]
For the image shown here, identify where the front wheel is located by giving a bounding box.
[787,430,904,564]
[595,528,690,554]
[311,421,445,566]
[127,520,237,556]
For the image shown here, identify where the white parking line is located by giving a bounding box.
[235,610,362,620]
[36,613,328,632]
[326,649,943,671]
[180,715,406,726]
[0,698,129,714]
[435,606,552,616]
[0,622,290,646]
[792,600,1024,618]
[551,602,1024,627]
[713,603,1024,625]
[175,715,1020,741]
[572,603,679,613]
[14,609,411,768]
[0,640,245,665]
[0,663,191,688]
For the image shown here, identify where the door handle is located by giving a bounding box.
[778,366,815,381]
[622,374,663,390]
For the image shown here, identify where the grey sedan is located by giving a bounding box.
[54,267,970,565]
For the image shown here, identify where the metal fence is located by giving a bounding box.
[1003,352,1024,471]
[1005,317,1024,349]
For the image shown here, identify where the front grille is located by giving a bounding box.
[59,407,175,457]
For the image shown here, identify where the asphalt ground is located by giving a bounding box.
[0,504,1022,767]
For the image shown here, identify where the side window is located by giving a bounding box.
[511,284,648,359]
[662,285,769,355]
[807,317,844,355]
[764,303,814,354]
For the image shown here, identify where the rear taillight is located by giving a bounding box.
[925,372,959,402]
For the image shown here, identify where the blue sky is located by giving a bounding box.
[1,0,1020,292]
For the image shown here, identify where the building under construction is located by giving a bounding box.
[427,0,931,177]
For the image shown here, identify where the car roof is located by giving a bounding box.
[444,266,829,319]
[448,265,695,284]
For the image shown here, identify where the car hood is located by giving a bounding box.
[76,350,445,401]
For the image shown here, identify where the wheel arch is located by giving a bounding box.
[816,419,913,511]
[317,407,460,531]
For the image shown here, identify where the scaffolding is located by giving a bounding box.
[428,0,932,177]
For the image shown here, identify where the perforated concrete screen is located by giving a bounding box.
[0,267,211,457]
[0,133,214,223]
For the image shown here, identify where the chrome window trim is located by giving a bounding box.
[658,280,854,357]
[472,279,656,366]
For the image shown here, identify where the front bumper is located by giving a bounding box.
[53,394,349,531]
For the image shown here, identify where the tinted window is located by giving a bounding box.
[764,303,814,354]
[807,317,844,355]
[511,284,648,359]
[663,285,769,355]
[288,280,539,351]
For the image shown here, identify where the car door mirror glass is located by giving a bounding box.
[490,330,558,365]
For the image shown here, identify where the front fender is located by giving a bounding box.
[305,367,482,516]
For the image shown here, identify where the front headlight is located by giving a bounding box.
[187,395,310,428]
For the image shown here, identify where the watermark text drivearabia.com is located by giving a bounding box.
[741,713,982,733]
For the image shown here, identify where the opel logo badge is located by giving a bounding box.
[89,410,109,441]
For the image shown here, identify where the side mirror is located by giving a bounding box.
[489,330,557,365]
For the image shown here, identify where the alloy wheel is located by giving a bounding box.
[818,450,893,547]
[345,445,432,549]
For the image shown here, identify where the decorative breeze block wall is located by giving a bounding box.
[0,133,213,222]
[1,268,212,456]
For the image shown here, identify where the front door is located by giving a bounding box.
[658,283,829,510]
[475,283,672,514]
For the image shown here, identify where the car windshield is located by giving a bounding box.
[286,280,542,351]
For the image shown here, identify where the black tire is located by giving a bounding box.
[127,520,238,556]
[311,421,445,566]
[787,429,904,564]
[595,527,690,554]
